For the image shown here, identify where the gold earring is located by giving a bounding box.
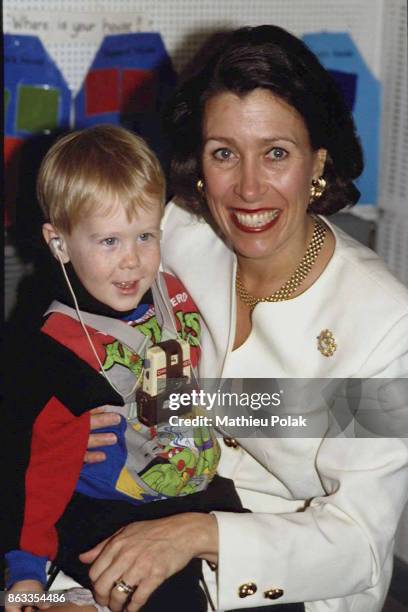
[196,179,204,193]
[310,177,326,201]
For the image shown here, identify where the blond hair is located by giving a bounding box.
[37,125,165,233]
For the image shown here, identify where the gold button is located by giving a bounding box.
[264,588,284,600]
[238,582,257,598]
[223,436,239,448]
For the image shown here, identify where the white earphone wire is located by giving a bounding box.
[56,253,145,400]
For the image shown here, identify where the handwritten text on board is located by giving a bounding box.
[5,12,155,43]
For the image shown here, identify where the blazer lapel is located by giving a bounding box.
[161,202,236,378]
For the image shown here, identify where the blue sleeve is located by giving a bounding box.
[5,550,48,588]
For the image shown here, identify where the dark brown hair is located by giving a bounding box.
[164,25,364,215]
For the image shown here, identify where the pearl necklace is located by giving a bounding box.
[236,217,327,309]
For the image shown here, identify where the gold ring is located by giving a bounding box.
[114,579,136,595]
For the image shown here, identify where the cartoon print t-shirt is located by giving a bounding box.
[42,273,220,504]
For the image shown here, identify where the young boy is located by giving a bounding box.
[4,126,241,611]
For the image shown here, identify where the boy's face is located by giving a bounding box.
[49,202,162,312]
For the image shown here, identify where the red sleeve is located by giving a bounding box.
[162,272,201,368]
[20,398,90,559]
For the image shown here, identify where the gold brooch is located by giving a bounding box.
[317,329,337,357]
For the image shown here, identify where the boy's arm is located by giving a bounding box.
[5,327,124,585]
[5,395,90,587]
[4,332,92,587]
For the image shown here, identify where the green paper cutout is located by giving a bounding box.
[16,85,60,132]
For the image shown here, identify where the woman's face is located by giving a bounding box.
[201,88,326,262]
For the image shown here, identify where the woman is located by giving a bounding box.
[83,25,408,612]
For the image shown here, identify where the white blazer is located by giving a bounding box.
[161,202,408,612]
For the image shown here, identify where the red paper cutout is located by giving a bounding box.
[85,69,120,115]
[121,69,157,114]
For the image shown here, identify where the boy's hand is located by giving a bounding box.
[84,407,121,464]
[5,579,46,612]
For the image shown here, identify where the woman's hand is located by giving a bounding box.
[79,513,219,612]
[84,407,121,464]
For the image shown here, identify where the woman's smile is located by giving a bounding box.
[231,208,281,232]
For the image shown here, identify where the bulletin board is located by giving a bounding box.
[4,0,386,90]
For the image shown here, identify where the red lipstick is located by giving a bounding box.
[231,208,281,233]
